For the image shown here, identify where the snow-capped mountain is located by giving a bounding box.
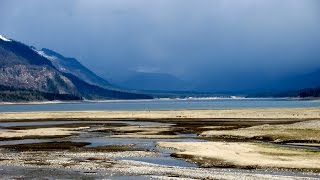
[0,35,151,101]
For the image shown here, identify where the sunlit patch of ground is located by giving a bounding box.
[158,141,320,171]
[0,127,86,140]
[0,108,319,120]
[201,120,320,143]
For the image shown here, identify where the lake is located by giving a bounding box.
[0,98,319,112]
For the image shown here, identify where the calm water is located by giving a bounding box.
[0,98,319,112]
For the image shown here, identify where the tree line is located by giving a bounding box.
[0,85,82,102]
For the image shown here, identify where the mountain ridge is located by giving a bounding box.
[37,48,113,89]
[114,72,189,91]
[0,35,152,101]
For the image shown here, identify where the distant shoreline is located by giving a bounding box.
[0,96,318,105]
[0,108,319,121]
[0,100,80,105]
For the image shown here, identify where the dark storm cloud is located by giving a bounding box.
[1,0,320,90]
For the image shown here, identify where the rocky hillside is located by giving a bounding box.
[36,48,112,89]
[0,35,152,101]
[0,38,77,94]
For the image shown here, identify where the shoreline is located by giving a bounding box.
[0,97,319,105]
[0,100,80,105]
[0,108,319,121]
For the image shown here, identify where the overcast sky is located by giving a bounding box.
[1,0,320,90]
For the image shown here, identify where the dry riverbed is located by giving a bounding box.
[0,108,319,179]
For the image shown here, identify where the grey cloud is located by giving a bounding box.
[0,0,319,90]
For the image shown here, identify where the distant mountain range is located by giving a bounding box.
[0,34,318,102]
[108,69,320,98]
[273,69,320,91]
[114,72,189,91]
[242,69,320,97]
[0,35,151,101]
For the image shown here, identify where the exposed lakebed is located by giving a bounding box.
[0,118,320,179]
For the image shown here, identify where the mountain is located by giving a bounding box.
[36,48,112,89]
[0,37,77,94]
[298,87,320,98]
[115,72,189,91]
[274,69,320,90]
[0,35,152,101]
[190,67,320,97]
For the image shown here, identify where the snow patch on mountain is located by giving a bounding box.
[33,49,67,72]
[34,49,57,61]
[0,35,11,42]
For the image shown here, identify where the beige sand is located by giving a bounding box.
[158,141,320,170]
[0,108,319,121]
[201,120,320,141]
[0,127,86,138]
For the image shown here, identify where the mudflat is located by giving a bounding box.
[0,108,319,179]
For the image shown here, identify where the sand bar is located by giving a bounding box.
[158,141,320,170]
[201,119,320,142]
[0,127,86,138]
